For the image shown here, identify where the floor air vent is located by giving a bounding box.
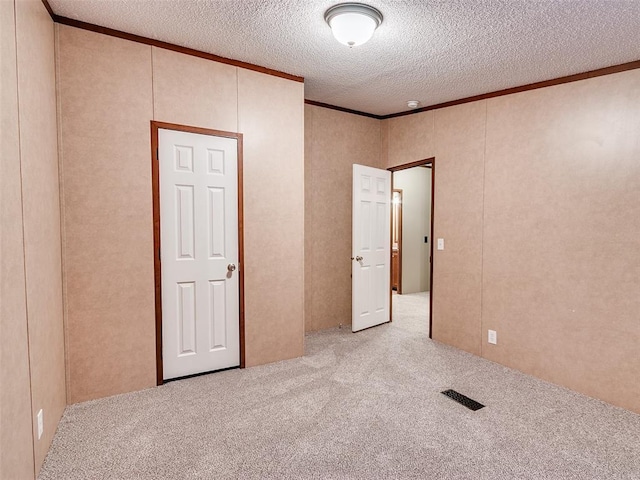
[441,389,485,411]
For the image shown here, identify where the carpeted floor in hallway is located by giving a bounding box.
[38,291,640,479]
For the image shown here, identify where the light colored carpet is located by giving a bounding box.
[39,292,640,479]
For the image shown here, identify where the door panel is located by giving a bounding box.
[177,282,196,355]
[209,280,227,350]
[175,185,195,259]
[352,164,391,332]
[159,128,239,380]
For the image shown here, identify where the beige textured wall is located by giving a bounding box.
[0,0,35,477]
[431,101,487,356]
[1,0,66,477]
[384,71,640,413]
[57,26,156,404]
[152,47,237,132]
[384,102,486,356]
[304,105,383,331]
[481,70,640,413]
[239,70,305,364]
[16,1,67,467]
[57,26,305,400]
[393,167,431,294]
[387,110,435,167]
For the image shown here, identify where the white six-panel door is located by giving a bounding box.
[352,164,391,332]
[159,128,239,380]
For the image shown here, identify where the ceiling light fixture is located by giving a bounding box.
[324,3,383,47]
[407,100,420,109]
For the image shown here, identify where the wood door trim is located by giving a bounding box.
[389,157,436,172]
[151,121,245,386]
[152,124,162,385]
[429,160,435,340]
[388,158,435,339]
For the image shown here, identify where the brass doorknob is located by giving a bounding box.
[227,264,236,272]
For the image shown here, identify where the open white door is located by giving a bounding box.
[352,164,391,332]
[159,128,240,380]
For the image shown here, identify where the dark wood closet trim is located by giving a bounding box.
[40,0,303,83]
[428,160,435,340]
[151,121,246,385]
[389,158,436,172]
[304,100,383,120]
[388,158,435,339]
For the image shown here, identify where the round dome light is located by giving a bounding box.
[324,3,383,47]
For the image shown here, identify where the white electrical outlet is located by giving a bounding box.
[488,330,497,345]
[37,409,44,439]
[437,238,445,250]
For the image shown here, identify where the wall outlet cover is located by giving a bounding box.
[488,330,497,345]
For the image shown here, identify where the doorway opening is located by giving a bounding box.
[389,158,435,338]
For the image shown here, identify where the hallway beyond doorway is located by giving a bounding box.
[392,291,430,336]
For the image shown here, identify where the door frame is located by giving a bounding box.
[151,121,245,385]
[388,157,435,339]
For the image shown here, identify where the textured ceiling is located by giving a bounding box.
[48,0,640,116]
